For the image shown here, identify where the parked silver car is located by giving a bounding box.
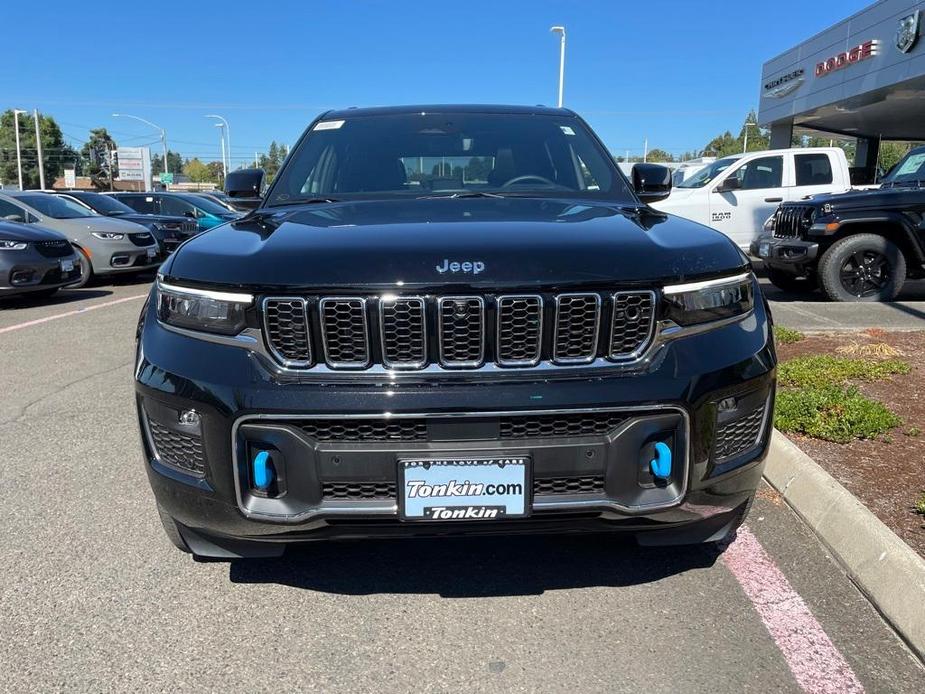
[0,191,160,287]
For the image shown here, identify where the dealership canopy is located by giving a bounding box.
[758,0,925,175]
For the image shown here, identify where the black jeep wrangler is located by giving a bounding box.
[753,145,925,301]
[136,105,775,559]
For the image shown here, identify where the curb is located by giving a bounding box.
[763,430,925,661]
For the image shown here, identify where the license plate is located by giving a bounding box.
[399,457,529,521]
[146,247,157,259]
[60,259,74,272]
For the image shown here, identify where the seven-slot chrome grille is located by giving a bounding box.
[773,205,814,239]
[261,291,657,372]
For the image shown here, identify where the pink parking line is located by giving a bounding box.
[0,294,147,335]
[723,526,864,694]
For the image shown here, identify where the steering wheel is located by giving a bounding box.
[501,174,556,188]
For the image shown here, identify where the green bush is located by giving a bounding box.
[774,326,805,345]
[775,385,902,443]
[778,355,910,389]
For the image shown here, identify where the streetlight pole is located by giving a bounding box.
[215,123,227,181]
[112,113,169,176]
[742,119,757,153]
[550,26,566,108]
[13,109,27,190]
[33,109,45,189]
[205,114,230,172]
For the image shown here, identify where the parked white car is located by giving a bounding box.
[651,147,852,251]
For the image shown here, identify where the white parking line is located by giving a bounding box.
[723,526,863,693]
[0,294,147,336]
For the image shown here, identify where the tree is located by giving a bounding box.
[183,158,211,183]
[645,148,673,163]
[257,141,288,182]
[0,109,69,189]
[151,150,184,177]
[206,160,225,184]
[703,111,770,158]
[80,128,118,190]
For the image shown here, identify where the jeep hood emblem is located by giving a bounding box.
[436,258,485,275]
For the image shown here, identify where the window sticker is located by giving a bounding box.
[896,153,925,176]
[314,120,345,131]
[560,125,575,136]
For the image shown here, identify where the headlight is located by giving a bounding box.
[0,239,28,250]
[763,214,776,233]
[156,280,252,335]
[91,232,125,240]
[663,272,754,326]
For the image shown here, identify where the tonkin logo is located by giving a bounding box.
[435,258,485,274]
[896,11,920,54]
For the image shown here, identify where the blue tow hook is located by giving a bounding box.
[253,450,274,490]
[650,442,672,481]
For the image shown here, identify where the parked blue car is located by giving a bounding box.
[108,192,242,232]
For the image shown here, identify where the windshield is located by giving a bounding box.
[676,157,741,188]
[69,192,137,216]
[19,194,95,219]
[179,194,235,216]
[268,112,634,205]
[881,147,925,184]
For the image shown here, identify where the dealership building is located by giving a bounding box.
[758,0,925,179]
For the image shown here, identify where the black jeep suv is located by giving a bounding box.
[753,145,925,302]
[135,105,776,559]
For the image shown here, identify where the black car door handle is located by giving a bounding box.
[764,197,783,203]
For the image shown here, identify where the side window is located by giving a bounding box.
[795,153,833,186]
[0,199,25,221]
[160,197,195,217]
[120,195,157,214]
[733,156,783,190]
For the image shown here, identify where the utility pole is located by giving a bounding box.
[550,26,566,108]
[643,138,649,163]
[255,152,259,168]
[33,109,45,189]
[13,109,27,190]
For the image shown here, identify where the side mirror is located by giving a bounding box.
[632,163,672,203]
[715,177,741,193]
[225,168,265,210]
[183,210,197,219]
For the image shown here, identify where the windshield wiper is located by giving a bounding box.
[417,191,506,199]
[268,197,341,207]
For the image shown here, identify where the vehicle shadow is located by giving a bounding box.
[228,534,720,597]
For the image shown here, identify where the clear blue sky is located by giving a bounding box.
[3,0,870,166]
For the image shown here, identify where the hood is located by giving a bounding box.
[651,187,700,207]
[796,186,920,212]
[49,215,151,234]
[0,219,68,243]
[164,197,746,290]
[116,213,189,226]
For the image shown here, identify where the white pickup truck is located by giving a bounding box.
[651,147,852,251]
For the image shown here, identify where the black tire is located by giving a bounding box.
[818,234,906,302]
[70,247,93,289]
[156,504,191,553]
[765,267,817,294]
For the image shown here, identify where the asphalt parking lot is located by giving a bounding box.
[758,275,925,332]
[1,275,924,692]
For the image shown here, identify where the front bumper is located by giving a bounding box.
[0,249,82,294]
[135,293,776,553]
[751,234,819,268]
[101,245,161,274]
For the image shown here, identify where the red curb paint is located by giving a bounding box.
[723,526,864,693]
